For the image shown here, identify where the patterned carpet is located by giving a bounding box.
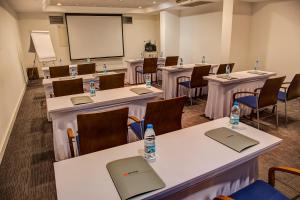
[0,80,299,199]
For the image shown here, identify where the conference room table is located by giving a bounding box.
[47,85,163,161]
[42,64,127,79]
[204,70,276,119]
[160,63,218,99]
[54,117,282,200]
[126,57,166,84]
[42,72,117,99]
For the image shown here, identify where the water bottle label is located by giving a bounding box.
[145,144,155,154]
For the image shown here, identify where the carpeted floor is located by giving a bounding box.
[0,80,299,200]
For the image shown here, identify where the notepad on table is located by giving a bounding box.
[130,88,153,95]
[247,70,268,75]
[70,96,93,105]
[107,156,165,200]
[216,74,238,80]
[205,127,259,152]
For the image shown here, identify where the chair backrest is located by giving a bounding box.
[143,58,158,74]
[99,73,125,90]
[77,107,128,155]
[258,76,286,108]
[49,65,70,78]
[52,78,84,97]
[77,63,96,75]
[217,63,235,74]
[190,65,211,88]
[144,96,186,136]
[165,56,179,66]
[287,74,300,100]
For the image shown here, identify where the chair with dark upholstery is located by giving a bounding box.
[49,65,70,78]
[52,78,84,97]
[176,65,211,105]
[214,166,300,200]
[129,96,186,140]
[135,57,158,84]
[233,76,286,129]
[277,74,300,125]
[77,63,96,75]
[67,107,129,157]
[216,63,235,74]
[99,73,125,90]
[157,56,179,85]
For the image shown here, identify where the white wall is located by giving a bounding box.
[0,3,26,162]
[18,13,160,74]
[179,3,223,64]
[160,11,180,57]
[249,0,300,81]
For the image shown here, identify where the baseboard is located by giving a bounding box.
[0,85,26,164]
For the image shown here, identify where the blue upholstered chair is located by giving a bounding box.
[214,166,300,200]
[129,96,186,140]
[135,57,158,85]
[176,65,211,105]
[277,74,300,125]
[233,76,285,129]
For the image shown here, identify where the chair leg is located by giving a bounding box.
[285,100,287,127]
[189,89,192,105]
[275,104,279,128]
[257,109,260,130]
[194,88,197,99]
[151,73,153,84]
[199,87,202,98]
[272,105,276,114]
[176,84,179,97]
[136,71,138,84]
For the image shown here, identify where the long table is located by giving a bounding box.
[126,58,166,84]
[160,63,218,99]
[47,85,163,161]
[42,64,127,79]
[42,72,117,99]
[54,117,281,200]
[204,70,276,119]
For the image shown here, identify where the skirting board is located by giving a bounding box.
[0,85,26,164]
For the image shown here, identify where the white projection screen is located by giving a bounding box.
[66,14,124,60]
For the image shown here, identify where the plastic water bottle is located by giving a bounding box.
[202,56,206,64]
[254,59,259,70]
[179,58,183,66]
[145,74,151,88]
[230,101,240,128]
[225,64,231,76]
[87,57,91,63]
[71,68,76,78]
[89,80,96,97]
[144,124,156,160]
[103,64,108,74]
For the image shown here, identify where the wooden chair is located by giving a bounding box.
[233,76,286,129]
[77,63,96,75]
[216,63,235,74]
[135,57,158,84]
[52,78,84,97]
[67,107,129,157]
[176,65,211,105]
[49,65,70,78]
[277,74,300,125]
[129,96,186,140]
[214,166,300,200]
[99,73,125,90]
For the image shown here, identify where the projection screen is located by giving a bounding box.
[65,14,124,60]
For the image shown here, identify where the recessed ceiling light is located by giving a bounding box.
[138,6,142,8]
[57,3,62,6]
[153,1,156,4]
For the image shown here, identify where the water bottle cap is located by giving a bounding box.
[147,124,153,129]
[234,101,239,106]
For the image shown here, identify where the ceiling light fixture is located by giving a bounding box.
[138,6,142,8]
[153,1,156,4]
[57,3,62,6]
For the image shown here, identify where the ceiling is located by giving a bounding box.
[49,0,174,8]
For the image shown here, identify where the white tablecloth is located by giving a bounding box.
[126,58,166,84]
[204,71,276,119]
[161,64,218,99]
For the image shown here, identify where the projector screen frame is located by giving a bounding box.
[65,13,125,60]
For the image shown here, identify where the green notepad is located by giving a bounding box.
[130,88,153,95]
[70,96,93,105]
[107,156,165,200]
[205,127,259,152]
